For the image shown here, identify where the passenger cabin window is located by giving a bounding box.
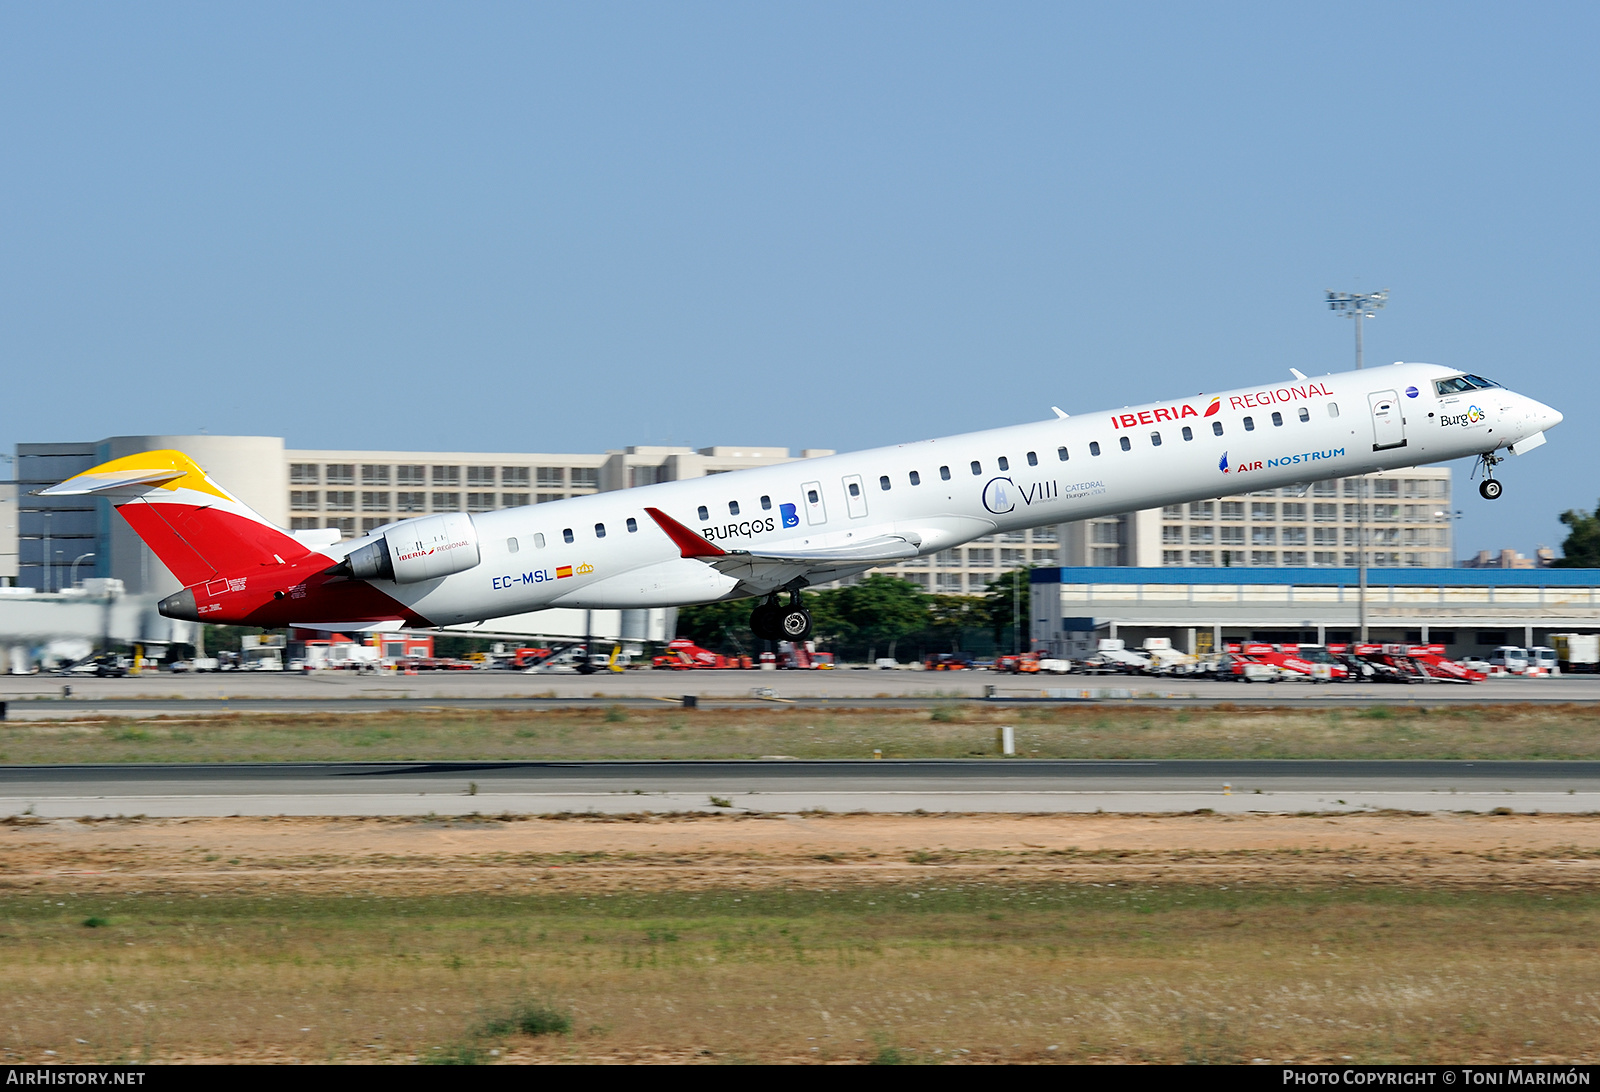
[1182,426,1193,441]
[848,482,860,497]
[1119,436,1131,451]
[1150,432,1162,447]
[595,523,606,538]
[1328,403,1340,418]
[1026,451,1038,466]
[909,470,921,486]
[1212,421,1224,436]
[1057,446,1069,461]
[879,475,891,491]
[1272,411,1283,427]
[940,466,951,480]
[1298,407,1310,422]
[760,495,771,510]
[697,506,709,521]
[507,537,519,554]
[1090,441,1102,456]
[970,461,982,476]
[1243,416,1255,431]
[808,488,819,503]
[533,533,545,549]
[626,517,637,533]
[997,456,1009,471]
[562,528,574,544]
[729,500,739,515]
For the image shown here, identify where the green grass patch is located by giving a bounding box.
[7,702,1600,764]
[2,884,1598,1063]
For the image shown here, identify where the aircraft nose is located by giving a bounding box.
[1535,399,1563,429]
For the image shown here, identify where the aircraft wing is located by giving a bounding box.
[642,506,921,592]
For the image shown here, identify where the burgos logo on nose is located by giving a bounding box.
[1441,405,1485,427]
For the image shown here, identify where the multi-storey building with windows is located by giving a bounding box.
[1057,467,1452,571]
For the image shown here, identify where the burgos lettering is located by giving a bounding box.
[1440,405,1485,427]
[702,518,776,542]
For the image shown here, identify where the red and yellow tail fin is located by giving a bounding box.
[40,450,313,587]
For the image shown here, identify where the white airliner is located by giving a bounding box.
[41,361,1561,639]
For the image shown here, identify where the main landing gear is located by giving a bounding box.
[750,589,811,642]
[1475,451,1505,501]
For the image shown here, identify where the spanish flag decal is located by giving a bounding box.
[556,565,573,579]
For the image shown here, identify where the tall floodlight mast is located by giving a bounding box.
[1326,289,1387,370]
[1326,288,1389,642]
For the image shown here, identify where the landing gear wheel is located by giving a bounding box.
[1479,478,1503,500]
[779,607,812,640]
[749,604,780,642]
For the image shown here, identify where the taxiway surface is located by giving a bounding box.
[6,758,1600,818]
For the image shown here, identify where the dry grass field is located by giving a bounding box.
[2,701,1600,764]
[3,811,1600,1064]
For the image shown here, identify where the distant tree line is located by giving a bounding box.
[675,568,1038,663]
[1555,500,1600,568]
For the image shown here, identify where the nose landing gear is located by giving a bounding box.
[750,588,812,641]
[1475,451,1505,500]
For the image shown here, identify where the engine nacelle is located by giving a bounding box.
[343,512,481,584]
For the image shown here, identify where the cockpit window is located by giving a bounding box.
[1436,374,1502,395]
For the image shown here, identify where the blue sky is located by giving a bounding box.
[3,3,1596,558]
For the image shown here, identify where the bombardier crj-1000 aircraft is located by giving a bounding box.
[43,362,1562,640]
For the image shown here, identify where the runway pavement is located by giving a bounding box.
[3,669,1600,717]
[6,758,1600,818]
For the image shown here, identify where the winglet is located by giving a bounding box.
[642,507,727,557]
[1289,368,1308,381]
[1051,406,1069,419]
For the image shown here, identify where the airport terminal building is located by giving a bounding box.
[1029,565,1600,661]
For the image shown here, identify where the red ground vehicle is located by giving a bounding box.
[778,641,836,669]
[925,653,975,671]
[1343,643,1486,683]
[506,646,553,669]
[992,652,1041,674]
[652,638,747,669]
[1220,643,1350,681]
[1259,643,1350,680]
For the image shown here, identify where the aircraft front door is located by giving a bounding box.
[800,480,827,526]
[1368,390,1407,451]
[841,474,869,519]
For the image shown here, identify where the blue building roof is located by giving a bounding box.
[1030,566,1600,588]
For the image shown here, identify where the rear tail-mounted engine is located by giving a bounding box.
[338,512,481,584]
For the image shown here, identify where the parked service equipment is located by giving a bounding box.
[1552,633,1599,673]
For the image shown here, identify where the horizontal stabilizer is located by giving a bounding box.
[36,467,185,496]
